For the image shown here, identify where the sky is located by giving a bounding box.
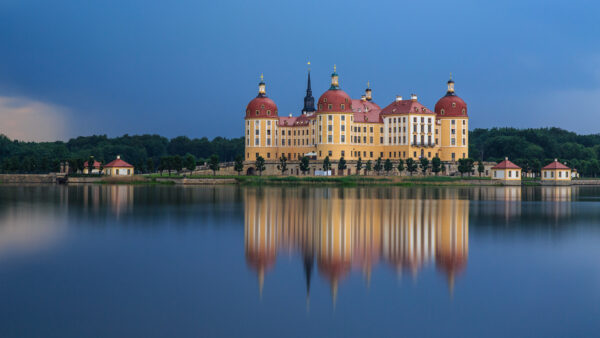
[0,0,599,141]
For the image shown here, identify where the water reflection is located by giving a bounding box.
[244,187,469,302]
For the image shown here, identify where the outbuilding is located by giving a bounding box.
[103,155,134,176]
[541,159,571,185]
[491,157,522,185]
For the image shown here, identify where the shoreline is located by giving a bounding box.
[3,173,600,186]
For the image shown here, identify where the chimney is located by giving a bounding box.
[411,93,417,101]
[395,95,403,102]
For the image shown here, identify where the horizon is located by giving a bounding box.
[1,0,599,142]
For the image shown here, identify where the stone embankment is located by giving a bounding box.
[0,174,59,184]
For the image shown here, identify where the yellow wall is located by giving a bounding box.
[491,168,521,180]
[103,167,134,176]
[541,169,571,181]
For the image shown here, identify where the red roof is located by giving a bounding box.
[543,160,570,170]
[352,99,382,123]
[83,160,101,168]
[380,99,435,116]
[317,89,353,113]
[491,159,521,170]
[246,96,278,119]
[435,94,467,117]
[104,157,133,168]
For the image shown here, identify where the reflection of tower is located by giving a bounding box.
[435,199,469,295]
[540,186,573,222]
[244,190,277,298]
[109,185,134,217]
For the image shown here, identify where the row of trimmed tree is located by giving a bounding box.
[244,155,485,177]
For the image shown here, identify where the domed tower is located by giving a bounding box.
[434,75,469,162]
[315,65,354,161]
[245,75,279,164]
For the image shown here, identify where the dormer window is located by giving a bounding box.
[328,104,333,110]
[324,98,328,103]
[340,104,345,110]
[267,110,271,115]
[261,104,265,109]
[414,107,418,112]
[462,108,466,114]
[255,110,259,115]
[345,98,348,103]
[318,104,322,110]
[441,109,445,115]
[452,102,456,108]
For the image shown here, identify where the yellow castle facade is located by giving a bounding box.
[244,68,469,168]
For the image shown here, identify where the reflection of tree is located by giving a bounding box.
[244,187,471,303]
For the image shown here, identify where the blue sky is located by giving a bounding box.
[0,0,599,141]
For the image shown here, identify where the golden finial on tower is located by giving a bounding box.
[333,64,336,72]
[260,73,264,82]
[367,81,370,88]
[449,72,452,80]
[307,60,311,71]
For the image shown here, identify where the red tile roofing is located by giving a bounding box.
[380,99,435,116]
[543,160,570,170]
[83,160,101,168]
[104,158,133,168]
[491,159,521,170]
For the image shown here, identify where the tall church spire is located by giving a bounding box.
[302,63,315,114]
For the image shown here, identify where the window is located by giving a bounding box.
[328,150,332,156]
[267,130,271,135]
[328,125,332,131]
[267,139,271,146]
[370,152,373,158]
[451,120,456,125]
[451,138,456,145]
[341,115,345,121]
[328,104,333,110]
[341,135,345,143]
[267,152,270,158]
[328,135,332,143]
[328,115,332,121]
[370,127,373,133]
[452,102,456,108]
[341,150,345,157]
[267,110,271,116]
[341,125,345,131]
[363,127,367,132]
[452,153,455,160]
[516,171,519,177]
[508,171,512,178]
[380,137,383,143]
[370,136,373,143]
[340,104,345,110]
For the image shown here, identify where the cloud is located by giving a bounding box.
[0,96,69,141]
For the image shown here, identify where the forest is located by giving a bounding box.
[0,134,243,173]
[469,127,600,176]
[1,127,600,176]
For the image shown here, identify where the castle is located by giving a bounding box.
[244,66,469,173]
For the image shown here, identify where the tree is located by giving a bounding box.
[255,156,266,176]
[406,158,418,176]
[419,157,429,175]
[299,156,310,175]
[173,155,183,173]
[234,155,244,175]
[146,158,155,173]
[355,157,363,175]
[159,156,173,175]
[323,156,332,172]
[477,161,485,177]
[374,157,383,175]
[457,158,474,177]
[338,156,347,175]
[431,157,441,176]
[397,159,405,176]
[365,160,372,176]
[384,159,393,175]
[87,156,95,174]
[209,154,220,176]
[185,154,197,172]
[277,154,288,175]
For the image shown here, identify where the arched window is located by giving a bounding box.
[267,110,271,115]
[340,104,345,110]
[452,102,456,108]
[441,109,445,115]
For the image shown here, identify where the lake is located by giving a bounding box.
[0,184,599,337]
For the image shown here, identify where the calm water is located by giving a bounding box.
[0,184,599,337]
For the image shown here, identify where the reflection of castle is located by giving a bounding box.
[244,188,469,302]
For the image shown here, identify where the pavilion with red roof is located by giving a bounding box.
[491,157,522,185]
[541,159,572,184]
[102,155,134,176]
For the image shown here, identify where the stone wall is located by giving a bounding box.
[0,174,58,184]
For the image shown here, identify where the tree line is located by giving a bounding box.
[469,127,600,177]
[0,134,243,174]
